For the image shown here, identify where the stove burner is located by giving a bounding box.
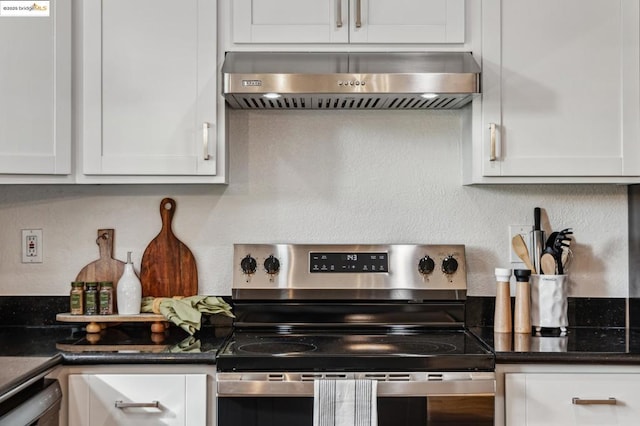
[238,342,318,355]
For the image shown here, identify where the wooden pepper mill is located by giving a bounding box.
[513,269,532,334]
[494,268,513,333]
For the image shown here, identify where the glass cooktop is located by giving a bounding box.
[216,328,494,372]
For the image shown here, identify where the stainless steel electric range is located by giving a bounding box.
[216,244,495,426]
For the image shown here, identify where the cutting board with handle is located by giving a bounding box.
[140,198,198,297]
[75,229,126,285]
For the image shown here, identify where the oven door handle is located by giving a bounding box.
[217,378,495,397]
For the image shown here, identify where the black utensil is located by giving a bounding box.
[552,233,572,275]
[545,231,558,250]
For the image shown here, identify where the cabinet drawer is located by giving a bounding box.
[506,373,640,426]
[68,374,206,426]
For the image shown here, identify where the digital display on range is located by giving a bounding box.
[309,252,388,273]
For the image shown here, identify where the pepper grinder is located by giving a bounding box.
[494,268,513,333]
[513,269,532,334]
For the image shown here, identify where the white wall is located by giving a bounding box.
[0,109,628,297]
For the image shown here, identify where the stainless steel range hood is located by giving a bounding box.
[222,52,480,110]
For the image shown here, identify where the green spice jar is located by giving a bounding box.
[99,281,114,315]
[84,282,99,315]
[70,281,84,315]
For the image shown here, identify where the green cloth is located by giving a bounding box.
[166,336,202,353]
[141,295,233,335]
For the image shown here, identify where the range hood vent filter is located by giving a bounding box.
[222,52,480,110]
[228,94,474,110]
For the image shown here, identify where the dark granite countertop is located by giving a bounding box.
[465,296,640,364]
[0,324,232,364]
[470,326,640,364]
[0,295,233,365]
[4,296,640,370]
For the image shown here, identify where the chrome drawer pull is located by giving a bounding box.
[115,400,160,409]
[336,0,342,28]
[489,122,497,161]
[203,122,211,161]
[572,397,617,405]
[356,0,362,28]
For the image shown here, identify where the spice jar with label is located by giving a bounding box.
[99,281,114,315]
[84,282,99,315]
[70,281,85,315]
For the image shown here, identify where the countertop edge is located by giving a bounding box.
[0,354,63,400]
[60,353,218,365]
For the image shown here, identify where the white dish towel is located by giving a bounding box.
[313,379,378,426]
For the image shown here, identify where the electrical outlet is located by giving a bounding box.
[22,229,43,263]
[509,225,532,263]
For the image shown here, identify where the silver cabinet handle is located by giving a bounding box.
[572,397,617,405]
[115,400,160,409]
[489,123,497,161]
[336,0,342,28]
[355,0,362,28]
[203,122,211,161]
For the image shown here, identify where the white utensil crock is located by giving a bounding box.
[530,274,568,332]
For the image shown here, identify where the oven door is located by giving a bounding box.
[217,372,494,426]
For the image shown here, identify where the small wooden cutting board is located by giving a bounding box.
[75,229,125,285]
[140,198,198,297]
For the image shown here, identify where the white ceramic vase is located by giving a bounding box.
[116,251,142,315]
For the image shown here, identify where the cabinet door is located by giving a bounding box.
[349,0,464,44]
[506,373,640,425]
[0,0,71,175]
[68,374,206,426]
[232,0,463,44]
[82,0,217,177]
[481,0,640,178]
[233,0,348,43]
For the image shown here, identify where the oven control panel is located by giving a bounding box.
[309,252,389,273]
[233,244,467,300]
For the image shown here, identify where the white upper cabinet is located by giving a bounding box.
[0,0,71,176]
[82,0,226,183]
[232,0,464,44]
[466,0,640,183]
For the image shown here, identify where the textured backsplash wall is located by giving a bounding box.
[0,109,628,297]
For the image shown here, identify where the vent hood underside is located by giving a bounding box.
[222,52,481,110]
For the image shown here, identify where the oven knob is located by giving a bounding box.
[240,255,257,275]
[418,256,435,275]
[264,255,280,275]
[441,256,459,274]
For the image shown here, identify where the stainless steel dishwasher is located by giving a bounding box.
[0,379,61,426]
[0,358,62,426]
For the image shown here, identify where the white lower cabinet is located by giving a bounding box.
[504,369,640,425]
[68,373,207,426]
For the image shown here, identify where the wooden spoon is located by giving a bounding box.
[511,234,537,274]
[540,252,557,275]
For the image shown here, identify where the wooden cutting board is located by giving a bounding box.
[75,229,125,285]
[140,198,198,297]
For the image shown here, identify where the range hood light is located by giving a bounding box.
[263,93,282,99]
[420,93,439,99]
